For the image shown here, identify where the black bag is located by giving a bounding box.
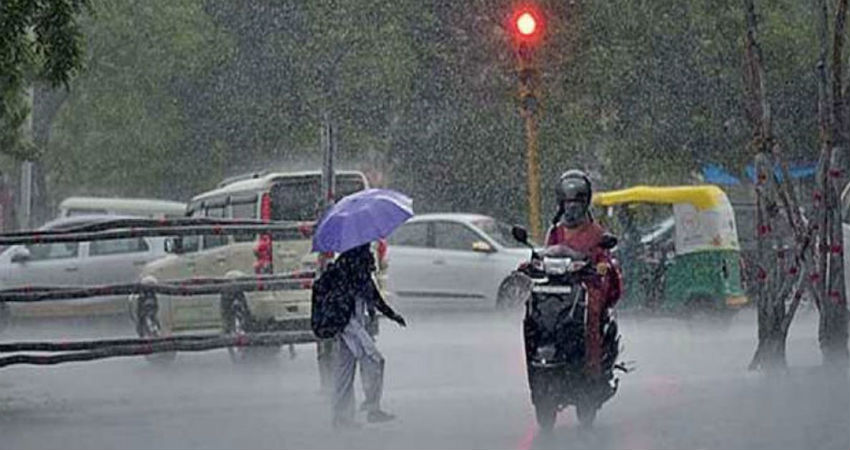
[311,263,354,339]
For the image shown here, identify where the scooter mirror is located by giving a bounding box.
[599,234,618,250]
[511,226,529,245]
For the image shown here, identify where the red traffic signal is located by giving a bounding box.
[516,12,537,36]
[511,5,543,43]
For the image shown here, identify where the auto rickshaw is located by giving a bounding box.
[593,185,748,317]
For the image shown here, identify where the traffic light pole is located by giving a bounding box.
[517,49,542,242]
[523,109,541,242]
[511,5,544,241]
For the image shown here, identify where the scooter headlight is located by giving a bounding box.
[543,257,569,275]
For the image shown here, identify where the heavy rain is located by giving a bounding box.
[0,1,848,450]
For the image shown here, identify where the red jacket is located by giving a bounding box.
[545,221,622,374]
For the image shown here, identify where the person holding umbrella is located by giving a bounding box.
[312,189,412,429]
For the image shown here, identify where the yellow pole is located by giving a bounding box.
[524,113,541,242]
[516,38,541,242]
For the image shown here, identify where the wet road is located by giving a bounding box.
[0,307,847,450]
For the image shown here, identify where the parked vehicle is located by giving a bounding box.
[131,170,379,361]
[512,226,621,431]
[593,185,748,317]
[58,196,186,219]
[385,213,532,308]
[0,215,169,322]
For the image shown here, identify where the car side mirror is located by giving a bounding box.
[511,226,529,246]
[10,247,31,263]
[600,234,619,250]
[472,241,494,253]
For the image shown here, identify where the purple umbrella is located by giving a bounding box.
[312,189,414,253]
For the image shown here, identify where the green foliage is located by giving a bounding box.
[45,0,231,199]
[0,0,89,159]
[27,0,832,226]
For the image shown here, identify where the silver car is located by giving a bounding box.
[0,215,168,321]
[386,213,533,308]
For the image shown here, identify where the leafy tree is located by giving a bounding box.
[44,0,231,201]
[0,0,89,159]
[742,0,848,372]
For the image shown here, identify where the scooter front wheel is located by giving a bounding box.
[575,401,597,428]
[534,398,557,433]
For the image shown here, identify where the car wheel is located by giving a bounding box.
[223,292,250,363]
[136,292,176,364]
[222,292,279,364]
[496,272,532,310]
[0,301,10,333]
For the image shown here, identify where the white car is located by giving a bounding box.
[386,213,533,308]
[0,215,169,321]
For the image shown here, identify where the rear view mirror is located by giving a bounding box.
[10,247,31,263]
[511,226,529,245]
[600,234,618,250]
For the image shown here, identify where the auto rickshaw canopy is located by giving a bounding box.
[593,184,740,254]
[592,185,728,211]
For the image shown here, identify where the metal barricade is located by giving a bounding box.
[0,218,320,368]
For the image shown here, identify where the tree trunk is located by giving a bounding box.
[749,152,791,372]
[820,151,848,366]
[752,326,789,372]
[817,0,850,368]
[743,0,791,372]
[751,290,790,371]
[820,287,849,366]
[29,84,68,227]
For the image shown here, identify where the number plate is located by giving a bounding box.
[531,285,573,294]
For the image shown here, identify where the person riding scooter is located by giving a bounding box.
[545,170,623,377]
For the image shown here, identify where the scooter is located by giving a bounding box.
[511,226,623,431]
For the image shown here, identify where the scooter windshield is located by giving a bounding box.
[542,244,585,259]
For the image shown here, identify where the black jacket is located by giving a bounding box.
[311,245,400,339]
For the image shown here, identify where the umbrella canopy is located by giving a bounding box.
[312,188,414,253]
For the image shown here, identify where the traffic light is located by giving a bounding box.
[516,12,538,36]
[509,4,545,241]
[510,5,544,117]
[511,6,543,48]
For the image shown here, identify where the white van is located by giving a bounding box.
[132,170,383,360]
[58,197,186,219]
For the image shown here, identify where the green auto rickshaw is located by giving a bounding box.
[593,185,749,317]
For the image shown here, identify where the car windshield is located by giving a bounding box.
[271,175,366,222]
[473,219,527,248]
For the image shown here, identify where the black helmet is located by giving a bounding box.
[556,170,592,204]
[555,170,592,227]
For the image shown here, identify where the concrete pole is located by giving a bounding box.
[19,87,35,230]
[524,113,541,242]
[316,112,337,393]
